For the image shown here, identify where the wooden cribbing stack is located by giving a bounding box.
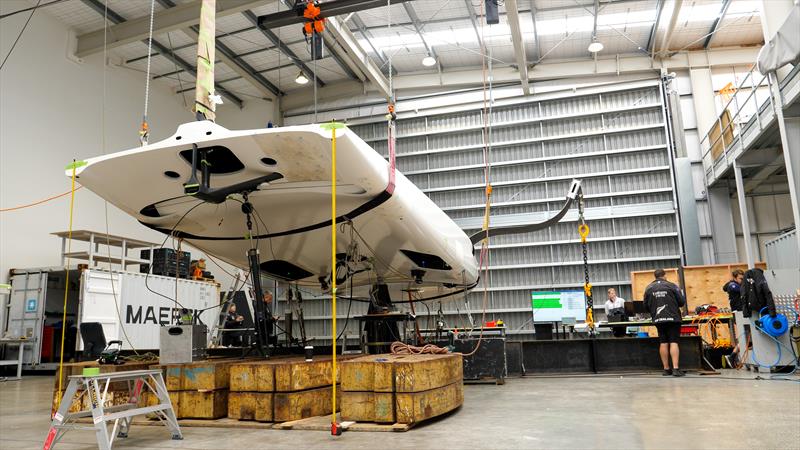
[228,356,345,422]
[339,353,464,424]
[149,358,239,419]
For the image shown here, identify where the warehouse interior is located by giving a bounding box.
[1,0,799,449]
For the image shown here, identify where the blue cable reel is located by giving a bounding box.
[758,307,789,338]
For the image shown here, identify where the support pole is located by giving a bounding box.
[247,248,269,356]
[769,74,800,257]
[733,162,755,268]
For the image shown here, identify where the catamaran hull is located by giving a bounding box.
[71,121,479,300]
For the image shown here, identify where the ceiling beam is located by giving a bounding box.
[530,3,541,63]
[76,0,265,58]
[703,0,732,49]
[402,2,440,67]
[658,0,684,56]
[463,0,484,49]
[506,0,530,94]
[184,25,282,97]
[744,154,785,192]
[350,12,395,75]
[241,10,326,87]
[156,0,280,99]
[257,0,412,29]
[80,0,243,108]
[280,47,760,110]
[326,16,392,99]
[274,0,362,83]
[646,0,665,54]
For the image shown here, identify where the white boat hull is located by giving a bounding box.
[71,121,479,301]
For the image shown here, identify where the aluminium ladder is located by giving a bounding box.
[44,369,181,450]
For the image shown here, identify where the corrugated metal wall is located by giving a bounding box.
[277,79,682,342]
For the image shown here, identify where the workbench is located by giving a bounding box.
[598,314,734,328]
[508,336,704,374]
[0,338,36,380]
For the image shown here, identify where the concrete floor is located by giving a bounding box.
[1,372,798,450]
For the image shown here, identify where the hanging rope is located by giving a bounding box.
[139,0,156,145]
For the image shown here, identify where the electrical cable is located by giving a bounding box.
[0,0,66,20]
[0,186,84,212]
[335,275,354,342]
[0,0,41,71]
[143,202,205,309]
[98,0,139,355]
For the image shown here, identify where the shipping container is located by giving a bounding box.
[1,267,219,370]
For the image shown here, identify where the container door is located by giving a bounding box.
[77,269,122,351]
[6,271,47,365]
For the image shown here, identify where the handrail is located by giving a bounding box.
[699,64,774,177]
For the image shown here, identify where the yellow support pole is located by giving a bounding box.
[55,160,80,413]
[331,127,337,428]
[321,121,345,434]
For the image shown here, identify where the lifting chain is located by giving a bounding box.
[577,194,593,332]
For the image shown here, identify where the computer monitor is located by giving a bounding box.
[624,301,635,317]
[632,301,647,314]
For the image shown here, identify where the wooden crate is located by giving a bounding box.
[630,268,680,301]
[340,354,463,393]
[162,359,238,391]
[340,391,395,423]
[229,360,276,392]
[682,263,766,312]
[630,263,766,310]
[395,382,463,424]
[176,391,229,419]
[230,356,348,393]
[228,392,274,422]
[274,386,334,422]
[52,391,86,414]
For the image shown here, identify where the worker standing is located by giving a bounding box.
[723,269,745,311]
[644,269,686,377]
[723,269,744,367]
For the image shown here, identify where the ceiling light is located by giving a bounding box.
[588,38,604,53]
[422,55,437,67]
[295,72,309,85]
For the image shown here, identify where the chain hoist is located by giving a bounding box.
[577,194,593,332]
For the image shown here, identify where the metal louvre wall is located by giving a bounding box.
[277,80,681,342]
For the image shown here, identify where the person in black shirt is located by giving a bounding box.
[644,269,687,377]
[722,269,745,367]
[222,304,244,347]
[723,269,744,311]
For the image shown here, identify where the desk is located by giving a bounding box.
[600,315,735,347]
[0,338,35,380]
[599,314,733,328]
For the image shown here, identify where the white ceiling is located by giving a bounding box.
[37,0,766,101]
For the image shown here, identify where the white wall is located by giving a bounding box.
[672,64,795,265]
[0,1,274,286]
